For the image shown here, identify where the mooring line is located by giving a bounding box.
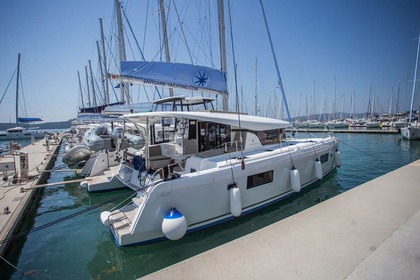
[337,139,384,162]
[0,191,135,245]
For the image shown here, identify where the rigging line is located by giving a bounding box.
[173,0,194,64]
[258,0,292,124]
[0,255,25,275]
[0,68,17,105]
[121,5,146,60]
[337,139,384,163]
[18,70,28,117]
[110,191,137,211]
[124,26,136,60]
[142,0,150,54]
[93,75,105,105]
[0,191,135,245]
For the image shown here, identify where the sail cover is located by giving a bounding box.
[18,117,43,123]
[115,61,227,95]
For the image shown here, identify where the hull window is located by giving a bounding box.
[247,170,274,189]
[320,153,329,163]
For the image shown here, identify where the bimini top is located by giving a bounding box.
[122,111,291,131]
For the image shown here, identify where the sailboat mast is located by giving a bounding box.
[15,53,21,126]
[254,58,258,115]
[77,71,85,109]
[115,0,128,103]
[99,18,110,105]
[88,60,97,108]
[159,0,173,97]
[96,41,107,106]
[85,66,91,107]
[218,0,228,111]
[409,33,420,124]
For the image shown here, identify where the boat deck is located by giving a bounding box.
[142,159,420,279]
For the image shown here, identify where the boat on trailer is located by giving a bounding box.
[100,110,340,246]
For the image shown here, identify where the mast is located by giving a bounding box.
[254,58,258,115]
[395,82,401,114]
[96,41,107,105]
[115,0,128,103]
[88,60,97,108]
[218,0,228,111]
[99,18,110,105]
[15,53,21,126]
[159,0,174,97]
[333,76,336,120]
[409,33,420,124]
[77,71,85,109]
[85,66,91,107]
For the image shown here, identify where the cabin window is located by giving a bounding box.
[320,153,329,163]
[198,122,231,152]
[188,120,197,140]
[256,129,283,145]
[247,170,274,189]
[152,118,175,144]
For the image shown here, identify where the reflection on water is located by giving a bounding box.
[2,134,420,279]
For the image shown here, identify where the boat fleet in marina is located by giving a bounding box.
[293,113,412,130]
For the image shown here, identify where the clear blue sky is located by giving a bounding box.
[1,0,419,122]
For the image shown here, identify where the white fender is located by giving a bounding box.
[100,211,112,226]
[230,187,242,217]
[335,150,342,167]
[162,208,187,240]
[290,168,301,192]
[314,160,323,180]
[80,180,89,188]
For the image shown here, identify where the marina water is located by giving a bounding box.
[1,133,420,279]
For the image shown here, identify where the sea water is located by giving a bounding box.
[1,133,420,279]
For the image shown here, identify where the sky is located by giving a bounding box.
[0,0,420,123]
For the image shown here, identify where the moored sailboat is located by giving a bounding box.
[98,0,341,246]
[0,54,45,140]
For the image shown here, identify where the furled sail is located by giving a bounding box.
[111,61,227,95]
[17,117,43,123]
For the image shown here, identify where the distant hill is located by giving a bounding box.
[0,120,72,131]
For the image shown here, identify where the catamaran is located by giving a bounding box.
[98,0,341,246]
[0,54,45,140]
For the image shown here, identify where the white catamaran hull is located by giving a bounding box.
[106,137,338,246]
[400,125,420,140]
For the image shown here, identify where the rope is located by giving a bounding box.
[0,255,25,275]
[302,130,383,162]
[337,139,384,162]
[0,191,135,245]
[110,191,137,211]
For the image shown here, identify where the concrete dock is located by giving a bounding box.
[0,138,60,257]
[143,159,420,279]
